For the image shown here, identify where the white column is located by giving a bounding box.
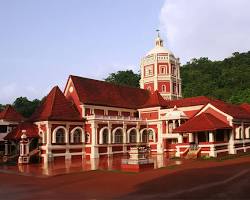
[209,132,214,143]
[178,134,183,143]
[4,141,8,156]
[178,119,181,127]
[136,124,140,143]
[65,124,71,160]
[166,120,169,134]
[108,123,112,144]
[90,122,99,158]
[123,124,127,144]
[173,120,176,129]
[44,123,53,163]
[157,122,164,154]
[188,133,194,143]
[228,129,236,154]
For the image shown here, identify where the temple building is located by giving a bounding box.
[2,33,250,163]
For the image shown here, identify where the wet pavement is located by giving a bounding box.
[0,154,184,177]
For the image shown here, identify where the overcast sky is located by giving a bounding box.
[0,0,250,104]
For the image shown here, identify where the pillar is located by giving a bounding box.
[136,124,140,143]
[228,129,236,154]
[188,133,194,143]
[44,123,53,163]
[178,134,183,143]
[209,132,214,143]
[65,124,71,160]
[90,123,99,158]
[4,141,8,156]
[18,132,30,164]
[166,120,169,134]
[157,122,164,154]
[122,124,127,153]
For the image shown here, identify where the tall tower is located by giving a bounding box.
[140,31,182,100]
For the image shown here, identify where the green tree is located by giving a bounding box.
[105,70,140,88]
[12,97,41,118]
[181,51,250,104]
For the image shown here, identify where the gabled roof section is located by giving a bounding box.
[240,103,250,114]
[209,99,250,120]
[0,105,24,122]
[164,96,211,108]
[69,75,150,109]
[140,90,167,108]
[31,86,82,122]
[173,113,232,133]
[4,122,39,140]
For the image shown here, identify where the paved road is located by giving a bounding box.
[0,159,250,199]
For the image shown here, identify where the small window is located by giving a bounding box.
[73,129,82,143]
[55,128,65,144]
[85,133,90,143]
[129,130,137,143]
[114,129,123,143]
[160,67,165,74]
[0,125,8,133]
[162,85,166,92]
[103,129,109,144]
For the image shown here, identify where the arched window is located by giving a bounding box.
[129,129,137,143]
[162,85,166,92]
[246,128,250,139]
[103,129,109,144]
[235,127,243,140]
[114,129,123,143]
[55,128,65,144]
[85,133,90,143]
[73,129,81,143]
[148,130,154,141]
[142,130,148,143]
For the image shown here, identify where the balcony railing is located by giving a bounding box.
[86,114,142,121]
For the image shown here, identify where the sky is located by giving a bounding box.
[0,0,250,104]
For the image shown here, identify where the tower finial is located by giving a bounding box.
[156,29,160,37]
[155,29,163,47]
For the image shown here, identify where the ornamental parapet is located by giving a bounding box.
[86,114,145,123]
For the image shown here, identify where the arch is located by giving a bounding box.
[52,126,68,144]
[127,127,138,143]
[141,129,148,143]
[99,126,109,144]
[235,127,244,140]
[245,127,250,139]
[112,127,123,144]
[70,127,84,143]
[140,128,156,143]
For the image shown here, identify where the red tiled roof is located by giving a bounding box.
[240,103,250,114]
[69,75,150,109]
[164,96,211,108]
[0,105,24,122]
[140,90,167,108]
[4,122,39,140]
[31,86,82,122]
[173,113,232,133]
[209,99,250,120]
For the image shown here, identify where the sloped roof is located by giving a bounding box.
[240,103,250,113]
[69,75,150,109]
[164,96,211,108]
[0,105,24,122]
[209,99,250,120]
[173,113,232,133]
[4,122,39,140]
[31,86,82,122]
[140,90,167,108]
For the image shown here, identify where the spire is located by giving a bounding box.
[155,29,163,47]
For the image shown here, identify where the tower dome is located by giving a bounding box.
[140,31,182,100]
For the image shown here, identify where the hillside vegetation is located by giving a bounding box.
[181,51,250,104]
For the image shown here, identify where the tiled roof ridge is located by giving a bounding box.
[70,75,148,92]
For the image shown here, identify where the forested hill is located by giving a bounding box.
[181,51,250,104]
